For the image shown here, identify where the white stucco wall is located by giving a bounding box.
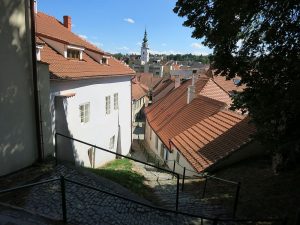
[0,0,38,176]
[145,120,198,176]
[51,75,132,168]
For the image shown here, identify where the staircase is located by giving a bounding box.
[133,162,230,218]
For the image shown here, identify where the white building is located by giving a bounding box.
[140,30,149,65]
[36,11,135,168]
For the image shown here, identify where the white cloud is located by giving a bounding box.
[79,34,88,40]
[123,18,135,24]
[136,42,142,46]
[191,42,205,49]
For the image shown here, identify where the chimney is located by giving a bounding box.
[34,0,37,14]
[175,76,181,88]
[192,74,197,85]
[187,85,195,104]
[63,16,72,31]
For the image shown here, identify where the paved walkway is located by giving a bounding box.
[130,144,231,219]
[0,164,213,225]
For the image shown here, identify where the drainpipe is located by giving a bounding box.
[30,0,43,161]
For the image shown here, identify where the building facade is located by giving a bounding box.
[36,11,134,168]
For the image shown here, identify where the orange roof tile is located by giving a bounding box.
[36,12,135,79]
[212,76,245,93]
[135,73,162,90]
[171,110,255,172]
[132,82,147,101]
[145,76,255,173]
[145,77,227,148]
[36,12,103,53]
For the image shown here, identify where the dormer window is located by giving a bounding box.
[67,49,80,59]
[65,45,84,60]
[101,57,109,64]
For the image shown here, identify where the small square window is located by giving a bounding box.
[79,103,90,123]
[109,135,115,149]
[114,93,118,110]
[105,96,111,114]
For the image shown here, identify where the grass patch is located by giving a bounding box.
[87,159,155,201]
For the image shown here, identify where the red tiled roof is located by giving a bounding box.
[36,12,135,79]
[200,79,233,106]
[171,110,255,172]
[145,77,227,148]
[211,74,245,93]
[36,12,103,54]
[40,44,134,78]
[132,82,147,101]
[145,76,255,172]
[135,73,162,90]
[152,79,175,102]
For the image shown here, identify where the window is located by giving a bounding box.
[102,58,107,64]
[155,136,158,150]
[160,144,164,159]
[79,103,90,123]
[67,49,80,59]
[105,96,111,114]
[176,151,180,163]
[109,135,115,149]
[114,93,118,110]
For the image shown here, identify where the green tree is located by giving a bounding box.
[174,0,300,171]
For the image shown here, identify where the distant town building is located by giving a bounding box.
[131,31,164,77]
[140,30,149,65]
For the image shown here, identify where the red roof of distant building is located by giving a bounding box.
[145,76,255,172]
[132,81,147,101]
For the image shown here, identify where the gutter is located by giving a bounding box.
[30,0,43,161]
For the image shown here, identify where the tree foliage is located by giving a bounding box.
[174,0,300,167]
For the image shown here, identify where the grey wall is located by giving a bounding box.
[37,62,54,157]
[0,0,38,176]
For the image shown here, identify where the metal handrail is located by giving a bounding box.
[0,178,60,195]
[0,176,287,224]
[55,132,181,211]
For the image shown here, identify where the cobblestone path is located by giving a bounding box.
[0,165,215,225]
[133,162,230,219]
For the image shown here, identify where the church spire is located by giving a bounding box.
[142,29,148,48]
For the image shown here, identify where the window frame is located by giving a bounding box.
[114,93,119,110]
[79,102,90,123]
[105,95,111,115]
[109,135,115,149]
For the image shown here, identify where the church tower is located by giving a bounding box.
[140,29,149,65]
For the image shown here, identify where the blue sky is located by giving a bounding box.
[38,0,212,55]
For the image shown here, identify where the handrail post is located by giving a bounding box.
[172,161,176,179]
[55,133,58,165]
[232,182,241,218]
[182,167,186,191]
[60,176,67,223]
[176,174,179,212]
[201,176,208,199]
